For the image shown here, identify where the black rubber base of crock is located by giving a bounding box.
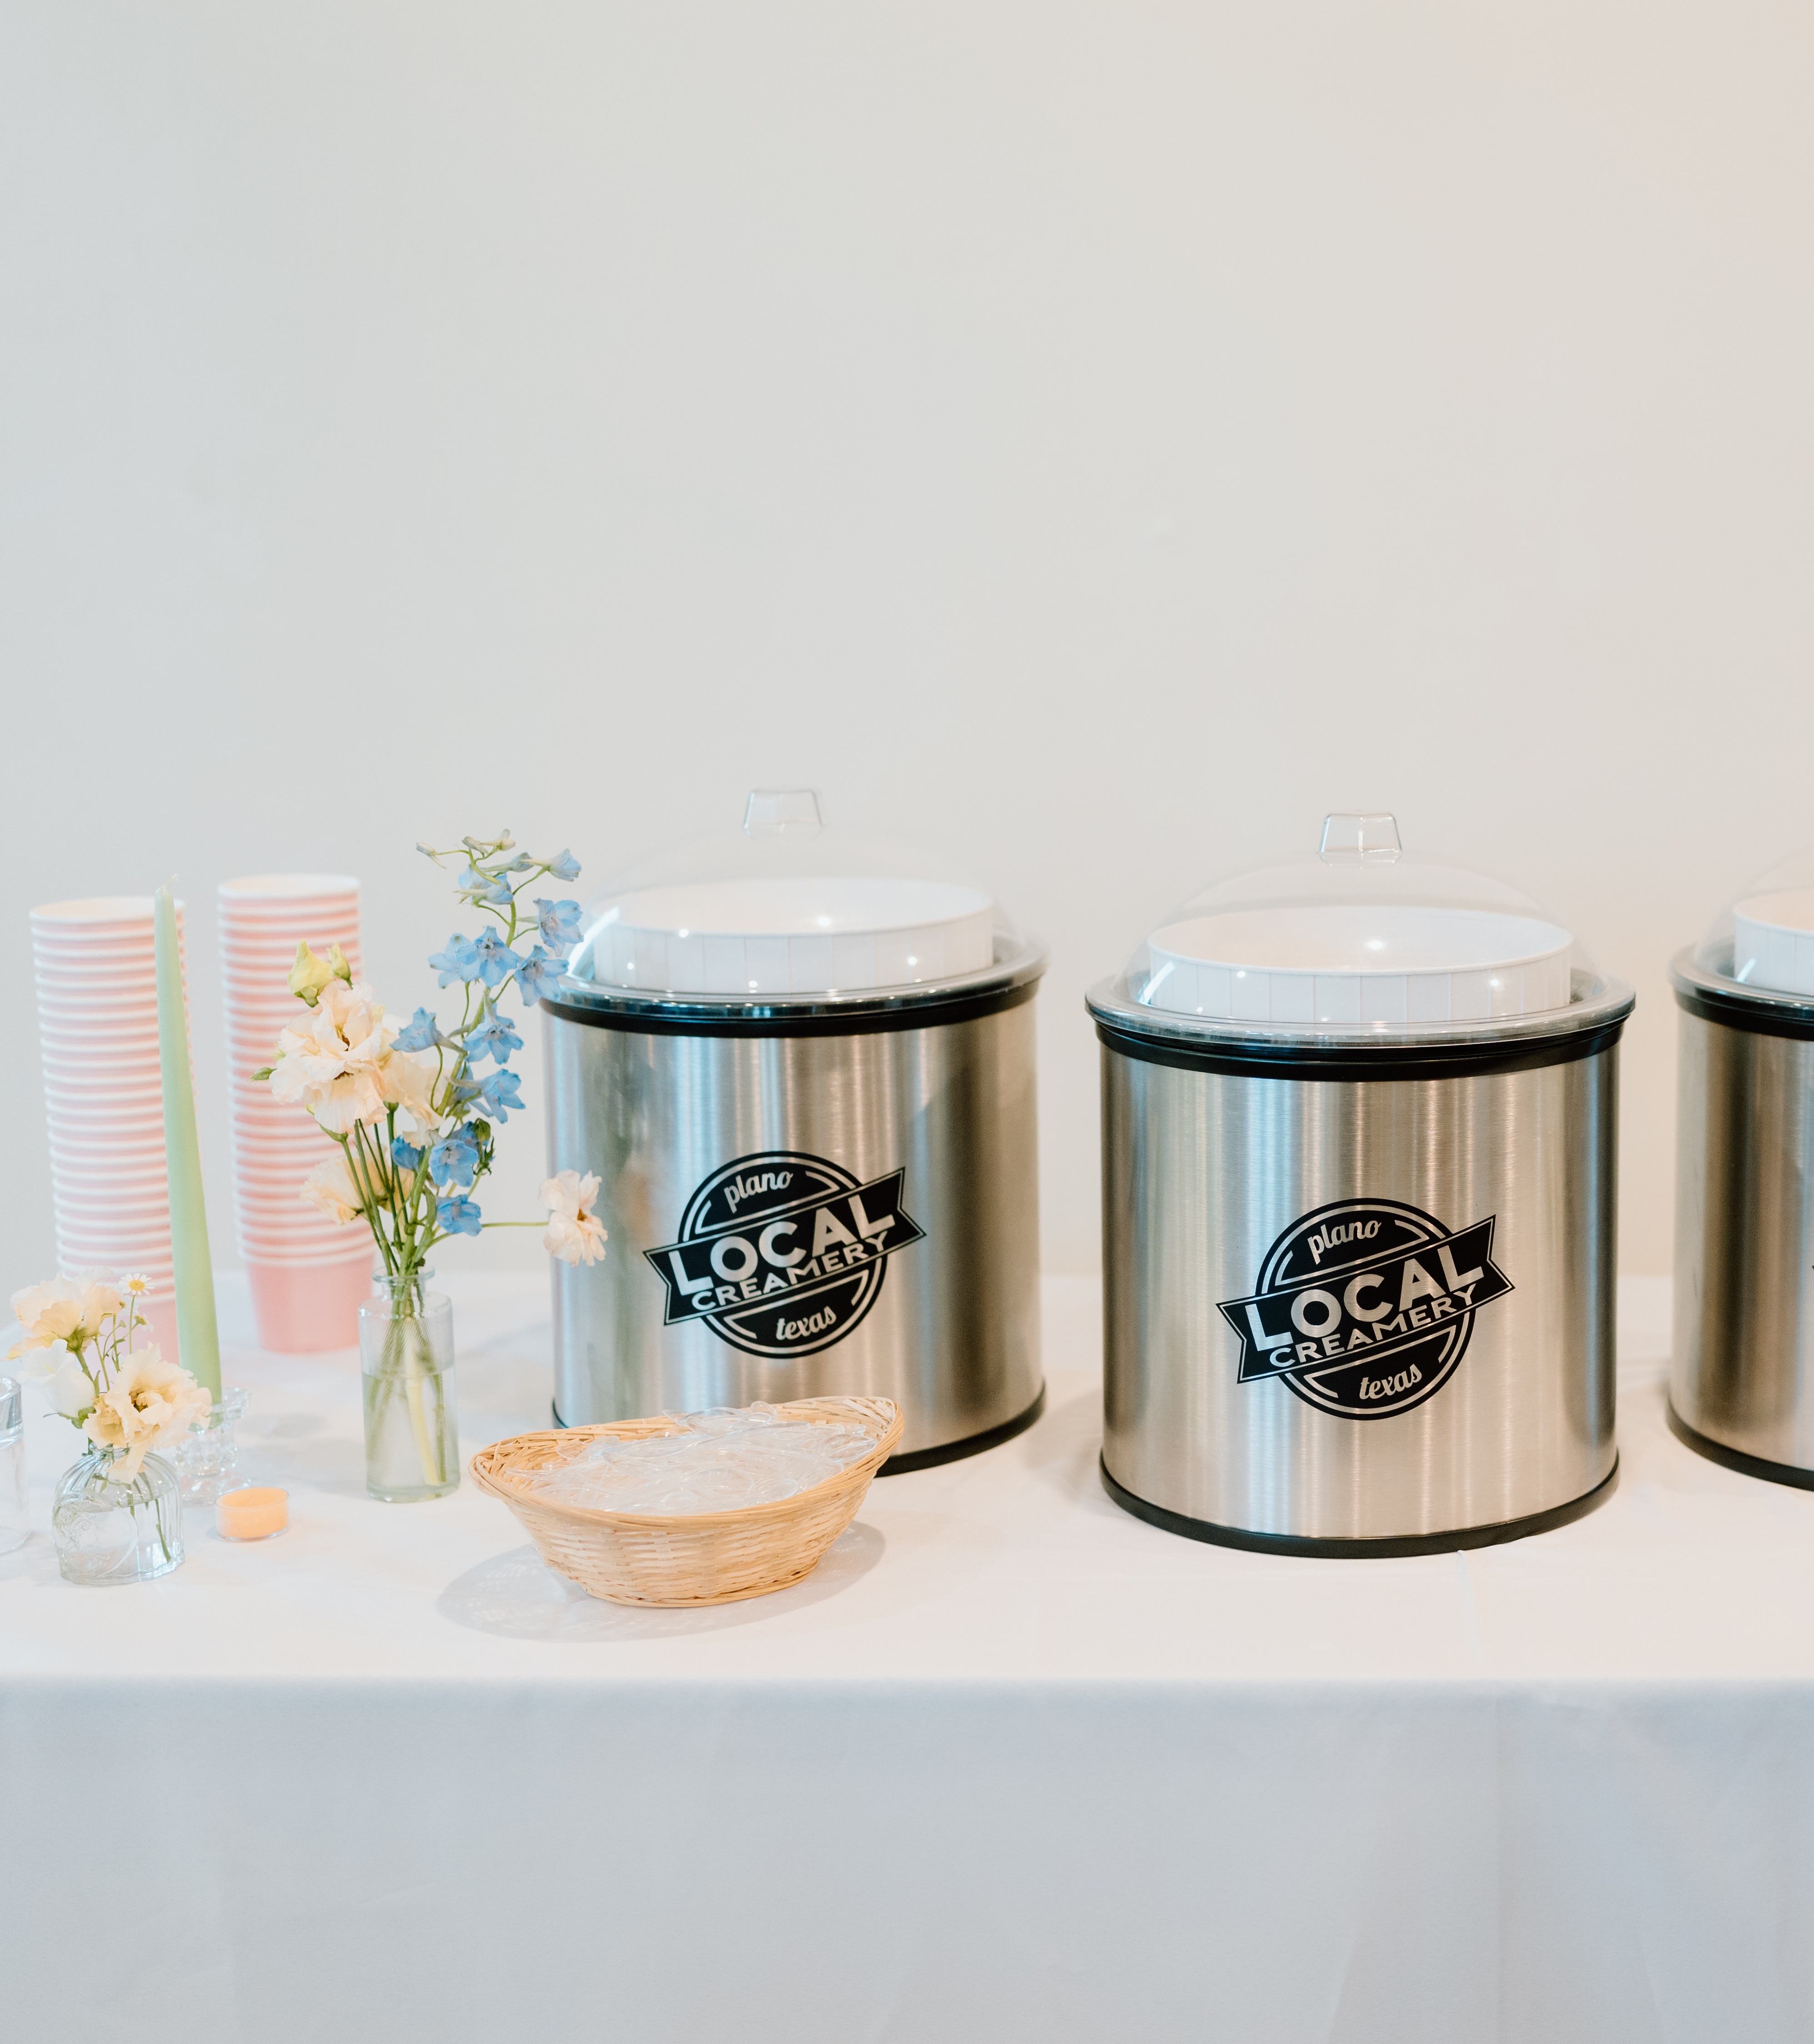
[1667,1402,1814,1492]
[878,1383,1047,1475]
[549,1382,1048,1476]
[1099,1452,1620,1557]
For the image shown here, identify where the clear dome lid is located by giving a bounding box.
[1093,812,1625,1045]
[564,790,1027,1007]
[1684,841,1814,1007]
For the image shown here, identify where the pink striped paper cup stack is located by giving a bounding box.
[219,874,373,1353]
[30,897,187,1348]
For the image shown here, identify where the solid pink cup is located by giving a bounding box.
[245,1256,370,1353]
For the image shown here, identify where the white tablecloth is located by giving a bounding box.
[6,1273,1814,2043]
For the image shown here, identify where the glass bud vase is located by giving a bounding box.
[360,1270,459,1502]
[52,1448,185,1586]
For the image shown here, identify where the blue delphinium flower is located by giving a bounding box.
[457,865,514,906]
[478,1069,524,1120]
[470,928,517,988]
[545,849,581,882]
[392,1006,444,1052]
[392,1137,423,1171]
[428,933,483,986]
[437,1196,483,1237]
[445,1075,485,1114]
[500,853,537,873]
[534,898,584,957]
[466,1012,522,1065]
[514,945,566,1005]
[429,1126,481,1188]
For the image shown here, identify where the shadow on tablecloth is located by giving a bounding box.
[434,1521,886,1641]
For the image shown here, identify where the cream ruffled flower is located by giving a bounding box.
[301,1151,366,1226]
[84,1346,210,1483]
[540,1170,608,1267]
[7,1275,125,1358]
[377,1046,443,1137]
[269,979,400,1133]
[42,1352,93,1421]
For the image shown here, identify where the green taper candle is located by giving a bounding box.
[154,884,222,1399]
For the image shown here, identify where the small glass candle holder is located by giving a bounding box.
[173,1388,249,1507]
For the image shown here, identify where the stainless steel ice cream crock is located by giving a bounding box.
[541,792,1046,1470]
[1088,813,1634,1555]
[1670,850,1814,1486]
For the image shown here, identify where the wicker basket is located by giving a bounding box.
[469,1396,903,1607]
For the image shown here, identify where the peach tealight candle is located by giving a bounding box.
[216,1487,288,1542]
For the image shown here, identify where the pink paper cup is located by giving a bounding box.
[245,1256,370,1353]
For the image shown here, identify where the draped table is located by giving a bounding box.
[5,1272,1814,2044]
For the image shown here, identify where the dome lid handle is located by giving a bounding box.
[1319,812,1402,865]
[743,789,823,838]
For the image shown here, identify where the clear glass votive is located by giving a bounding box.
[173,1388,250,1507]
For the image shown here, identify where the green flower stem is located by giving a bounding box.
[382,1291,441,1489]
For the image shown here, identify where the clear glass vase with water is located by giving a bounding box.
[359,1269,459,1502]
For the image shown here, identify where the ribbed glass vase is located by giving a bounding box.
[360,1270,459,1502]
[51,1447,185,1586]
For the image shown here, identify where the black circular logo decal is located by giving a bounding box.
[1216,1197,1514,1420]
[644,1150,927,1361]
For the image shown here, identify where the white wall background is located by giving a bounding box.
[3,3,1811,1292]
